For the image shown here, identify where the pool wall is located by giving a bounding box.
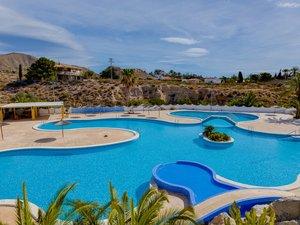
[152,161,241,205]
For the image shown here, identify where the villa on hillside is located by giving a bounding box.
[204,77,222,84]
[55,64,86,81]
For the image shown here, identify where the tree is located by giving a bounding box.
[289,72,300,118]
[26,57,57,82]
[18,64,23,81]
[291,67,299,77]
[277,70,283,79]
[237,71,243,83]
[282,69,290,80]
[16,183,75,225]
[220,76,227,83]
[121,69,137,102]
[82,70,97,79]
[249,74,259,83]
[259,72,272,82]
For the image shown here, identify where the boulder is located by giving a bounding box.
[270,197,300,222]
[276,220,300,225]
[252,204,270,216]
[209,212,236,225]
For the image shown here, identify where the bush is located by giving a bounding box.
[12,92,40,103]
[203,125,230,142]
[148,98,166,105]
[228,92,260,107]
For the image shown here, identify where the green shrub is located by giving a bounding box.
[203,125,230,142]
[127,99,149,106]
[225,202,276,225]
[148,98,166,105]
[228,92,260,107]
[12,92,40,103]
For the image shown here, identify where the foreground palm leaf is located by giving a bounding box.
[15,183,75,225]
[108,184,197,225]
[69,199,110,225]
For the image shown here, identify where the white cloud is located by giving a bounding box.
[183,48,209,57]
[276,1,300,8]
[161,37,199,45]
[0,5,83,50]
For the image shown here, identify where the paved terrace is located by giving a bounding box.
[237,112,300,135]
[0,119,136,150]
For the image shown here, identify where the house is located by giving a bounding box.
[55,64,86,81]
[204,77,222,84]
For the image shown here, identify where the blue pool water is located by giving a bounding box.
[0,117,299,209]
[170,111,259,122]
[153,161,237,204]
[202,118,235,128]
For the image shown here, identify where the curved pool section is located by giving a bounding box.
[171,111,259,123]
[152,161,239,205]
[0,117,299,209]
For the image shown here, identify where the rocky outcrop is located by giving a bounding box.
[271,197,300,222]
[208,212,236,225]
[252,204,270,216]
[276,220,300,225]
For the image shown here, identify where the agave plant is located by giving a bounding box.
[16,183,75,225]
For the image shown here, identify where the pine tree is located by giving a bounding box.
[237,71,243,83]
[18,64,23,81]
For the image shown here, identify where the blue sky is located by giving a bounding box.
[0,0,299,76]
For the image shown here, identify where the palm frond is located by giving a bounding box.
[154,207,197,225]
[40,183,76,225]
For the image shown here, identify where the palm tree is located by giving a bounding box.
[121,69,137,102]
[16,183,75,225]
[289,72,300,118]
[69,200,110,225]
[282,68,290,79]
[108,183,197,225]
[291,67,299,77]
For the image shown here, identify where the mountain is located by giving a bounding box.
[0,52,37,72]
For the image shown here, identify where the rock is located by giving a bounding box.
[209,212,236,225]
[252,204,270,216]
[276,220,300,225]
[270,197,300,222]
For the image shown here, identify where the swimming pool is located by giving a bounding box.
[170,110,259,122]
[0,116,299,209]
[153,161,238,204]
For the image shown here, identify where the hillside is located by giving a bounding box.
[0,52,295,108]
[0,53,37,73]
[0,72,294,108]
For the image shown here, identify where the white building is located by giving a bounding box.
[204,77,222,84]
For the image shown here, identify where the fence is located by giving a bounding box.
[67,104,296,115]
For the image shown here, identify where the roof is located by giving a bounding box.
[0,101,64,109]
